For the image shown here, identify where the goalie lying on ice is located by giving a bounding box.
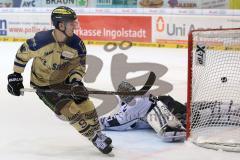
[99,81,186,142]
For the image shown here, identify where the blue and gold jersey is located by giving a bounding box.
[14,30,86,87]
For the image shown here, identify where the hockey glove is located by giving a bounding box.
[70,78,88,104]
[7,72,24,96]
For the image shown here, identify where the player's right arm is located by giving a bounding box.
[13,39,36,73]
[7,37,37,96]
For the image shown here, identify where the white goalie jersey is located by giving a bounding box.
[99,94,186,142]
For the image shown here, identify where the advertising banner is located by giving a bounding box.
[1,10,240,48]
[137,0,239,9]
[0,18,7,36]
[229,0,240,9]
[12,0,41,7]
[76,15,152,42]
[0,0,13,7]
[200,0,228,9]
[152,15,240,46]
[96,0,138,8]
[0,13,51,39]
[7,0,240,9]
[41,0,87,7]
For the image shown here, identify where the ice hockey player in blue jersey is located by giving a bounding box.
[7,6,112,154]
[100,81,186,142]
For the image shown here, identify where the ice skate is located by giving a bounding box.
[92,132,113,154]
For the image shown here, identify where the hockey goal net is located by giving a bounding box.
[187,28,240,152]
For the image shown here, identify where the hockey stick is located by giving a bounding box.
[20,71,156,96]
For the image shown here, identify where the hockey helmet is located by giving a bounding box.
[51,6,77,28]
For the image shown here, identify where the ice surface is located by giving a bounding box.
[0,42,239,160]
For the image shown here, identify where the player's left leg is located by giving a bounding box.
[35,84,113,154]
[60,99,113,154]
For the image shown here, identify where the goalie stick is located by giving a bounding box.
[20,71,156,96]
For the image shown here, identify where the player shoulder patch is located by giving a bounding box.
[20,43,29,52]
[67,34,86,56]
[26,38,37,51]
[27,30,54,51]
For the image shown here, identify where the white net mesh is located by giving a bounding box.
[189,29,240,152]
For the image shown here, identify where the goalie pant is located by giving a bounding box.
[99,94,186,142]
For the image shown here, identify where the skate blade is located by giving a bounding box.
[107,145,114,156]
[106,152,115,157]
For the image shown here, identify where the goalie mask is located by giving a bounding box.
[117,81,136,104]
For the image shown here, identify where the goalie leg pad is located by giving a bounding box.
[161,128,186,142]
[146,101,186,142]
[158,95,186,128]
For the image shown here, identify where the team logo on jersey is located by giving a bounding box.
[61,51,74,59]
[20,44,28,52]
[52,61,70,70]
